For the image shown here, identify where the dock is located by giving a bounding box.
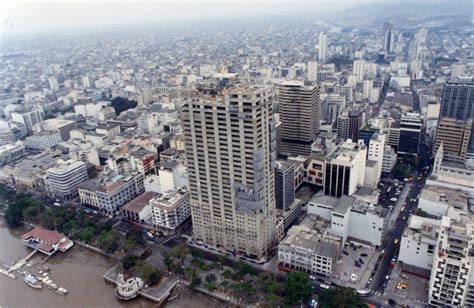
[103,265,179,303]
[8,249,38,273]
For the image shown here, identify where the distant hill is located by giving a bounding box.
[324,0,471,29]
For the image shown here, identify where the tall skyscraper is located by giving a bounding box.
[181,85,278,261]
[307,61,318,82]
[383,23,395,53]
[318,32,328,63]
[439,79,474,157]
[278,80,321,156]
[353,59,366,82]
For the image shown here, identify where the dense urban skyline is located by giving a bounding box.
[0,0,473,307]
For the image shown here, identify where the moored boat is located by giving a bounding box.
[24,274,42,289]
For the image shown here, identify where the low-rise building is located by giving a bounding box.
[150,188,190,231]
[78,171,145,214]
[122,191,156,223]
[24,129,62,153]
[0,141,27,165]
[308,194,387,246]
[278,216,342,277]
[46,159,89,201]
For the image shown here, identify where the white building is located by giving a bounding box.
[308,61,318,82]
[398,215,440,273]
[324,139,367,197]
[368,133,386,181]
[78,172,145,214]
[278,216,342,277]
[308,194,387,246]
[35,119,77,142]
[150,188,190,231]
[11,108,44,133]
[353,59,366,82]
[46,160,89,201]
[48,77,60,92]
[24,129,62,153]
[318,32,328,63]
[382,145,397,173]
[0,141,27,165]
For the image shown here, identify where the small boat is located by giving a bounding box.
[24,274,42,289]
[57,287,68,295]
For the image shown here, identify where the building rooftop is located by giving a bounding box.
[123,191,157,213]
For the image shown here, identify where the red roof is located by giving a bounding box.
[21,227,65,245]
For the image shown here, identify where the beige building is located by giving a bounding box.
[182,85,279,261]
[434,118,471,161]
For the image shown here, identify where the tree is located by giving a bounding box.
[98,230,121,254]
[5,203,24,228]
[22,204,43,224]
[121,254,138,271]
[136,261,162,286]
[111,97,138,116]
[164,253,174,272]
[319,287,365,308]
[125,229,145,248]
[285,272,313,303]
[236,260,255,276]
[80,226,96,243]
[171,244,190,266]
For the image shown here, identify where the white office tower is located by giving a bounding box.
[368,133,386,183]
[182,85,278,261]
[353,59,366,82]
[318,32,328,63]
[451,63,466,78]
[428,216,473,307]
[308,61,318,82]
[48,77,60,92]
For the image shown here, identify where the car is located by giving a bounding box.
[320,283,330,289]
[392,257,397,263]
[388,298,397,306]
[309,275,316,280]
[360,253,368,257]
[401,274,409,280]
[350,273,359,281]
[394,239,399,245]
[359,258,364,264]
[385,275,390,280]
[390,197,397,202]
[343,251,349,256]
[354,261,361,267]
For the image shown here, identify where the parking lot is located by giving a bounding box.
[332,242,379,290]
[385,263,429,307]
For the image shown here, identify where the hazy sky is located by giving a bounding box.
[0,0,385,36]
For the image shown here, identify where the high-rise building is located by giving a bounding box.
[434,118,471,161]
[181,85,278,261]
[353,59,366,82]
[398,113,422,155]
[368,133,386,181]
[451,63,466,78]
[48,77,60,92]
[428,216,473,307]
[307,61,318,82]
[275,160,295,211]
[278,80,321,156]
[324,139,367,197]
[11,108,44,133]
[439,79,474,157]
[318,32,328,63]
[383,22,395,54]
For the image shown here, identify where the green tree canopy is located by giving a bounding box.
[171,244,190,266]
[285,272,313,303]
[121,254,138,271]
[319,287,366,308]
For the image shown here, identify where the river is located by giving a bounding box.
[0,219,223,308]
